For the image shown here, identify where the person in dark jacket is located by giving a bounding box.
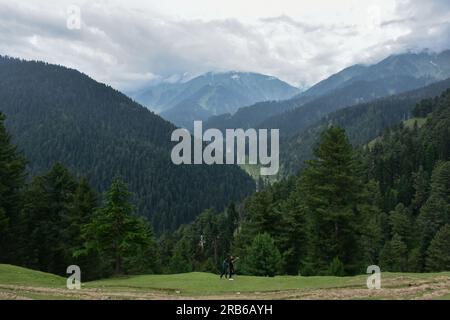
[228,256,239,280]
[220,257,230,279]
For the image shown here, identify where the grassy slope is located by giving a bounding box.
[403,117,427,129]
[367,117,427,149]
[1,264,450,299]
[239,156,280,185]
[0,264,65,287]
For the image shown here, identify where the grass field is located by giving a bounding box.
[402,117,427,129]
[1,264,449,300]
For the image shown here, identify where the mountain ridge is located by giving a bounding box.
[0,55,255,233]
[280,77,450,176]
[131,71,300,128]
[205,50,450,134]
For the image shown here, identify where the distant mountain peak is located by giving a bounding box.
[131,70,300,128]
[163,72,196,84]
[295,49,450,101]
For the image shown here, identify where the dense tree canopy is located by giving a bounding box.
[0,113,27,262]
[0,56,255,234]
[2,57,450,279]
[170,89,450,276]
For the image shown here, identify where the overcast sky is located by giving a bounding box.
[1,0,449,91]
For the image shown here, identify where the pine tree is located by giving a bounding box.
[328,256,345,276]
[169,238,192,273]
[359,205,384,267]
[157,232,176,273]
[417,161,450,264]
[63,178,101,279]
[359,180,385,266]
[63,178,98,248]
[122,217,159,274]
[411,166,429,214]
[428,161,450,201]
[242,233,281,277]
[276,192,308,275]
[0,113,27,263]
[19,163,78,273]
[243,189,278,237]
[78,177,157,275]
[379,234,408,272]
[300,126,362,275]
[425,224,450,272]
[407,247,423,273]
[233,186,281,263]
[389,203,414,248]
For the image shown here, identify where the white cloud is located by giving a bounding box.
[0,0,449,91]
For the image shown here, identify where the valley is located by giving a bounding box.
[2,48,450,302]
[2,0,450,306]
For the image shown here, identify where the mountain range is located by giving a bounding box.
[280,77,450,176]
[2,49,450,232]
[130,71,300,128]
[205,50,450,136]
[0,56,255,233]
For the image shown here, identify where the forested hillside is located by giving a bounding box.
[163,90,450,276]
[257,76,429,137]
[0,56,255,233]
[0,116,159,279]
[280,78,450,175]
[2,58,450,280]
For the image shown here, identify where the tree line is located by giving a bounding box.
[2,89,450,278]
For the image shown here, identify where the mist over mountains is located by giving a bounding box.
[131,71,300,128]
[205,50,450,135]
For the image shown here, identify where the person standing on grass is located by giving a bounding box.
[228,256,239,280]
[220,257,230,279]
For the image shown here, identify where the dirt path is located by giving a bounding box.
[1,276,449,300]
[284,276,450,300]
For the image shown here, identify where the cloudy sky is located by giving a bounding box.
[1,0,450,91]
